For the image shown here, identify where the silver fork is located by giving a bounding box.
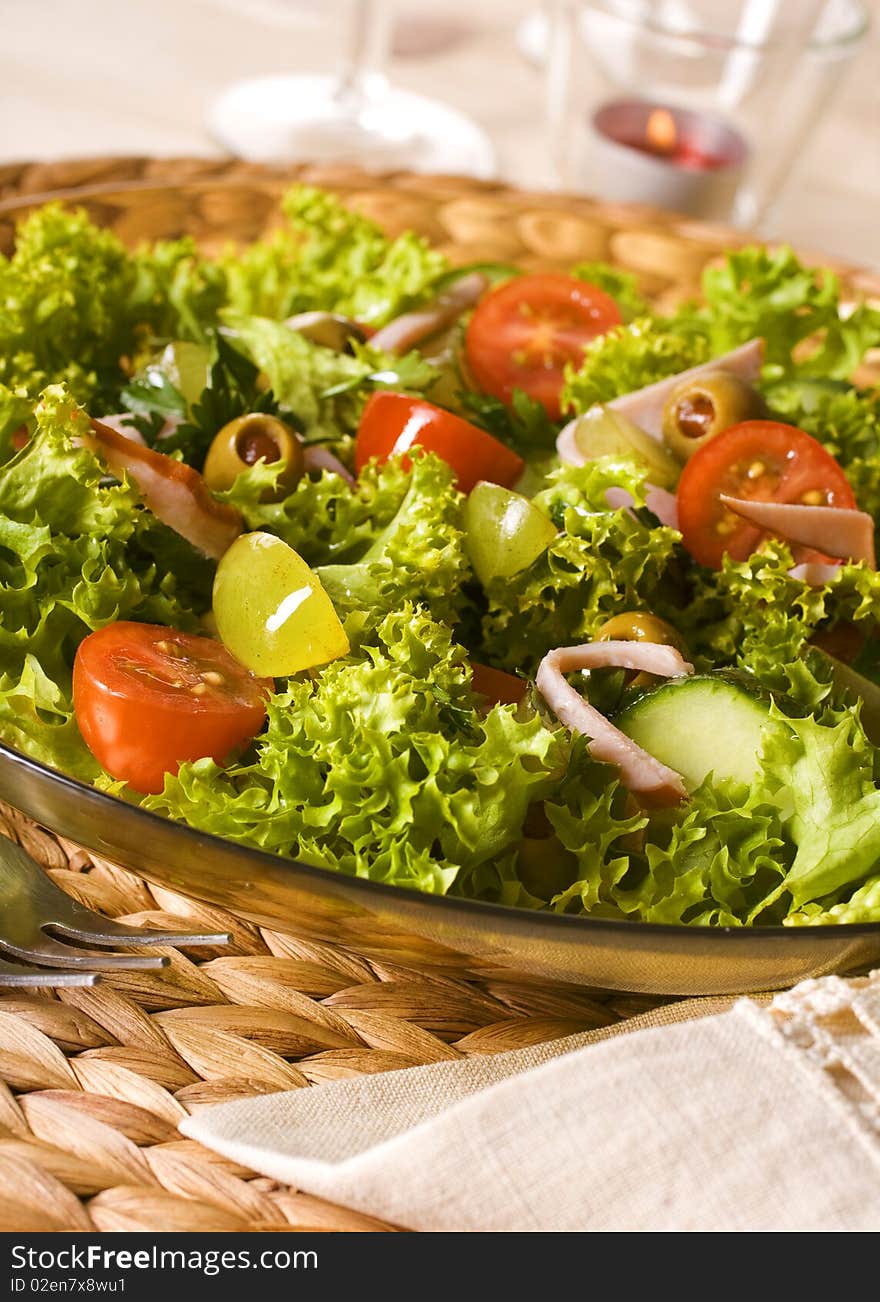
[0,833,230,986]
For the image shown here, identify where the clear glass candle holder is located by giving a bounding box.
[545,0,869,226]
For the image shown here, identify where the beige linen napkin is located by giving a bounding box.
[181,972,880,1231]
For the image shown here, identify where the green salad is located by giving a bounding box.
[3,185,880,927]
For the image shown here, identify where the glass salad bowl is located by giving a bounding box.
[2,159,880,997]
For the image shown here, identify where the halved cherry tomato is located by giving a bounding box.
[677,420,856,569]
[464,273,622,420]
[73,623,272,794]
[355,392,524,494]
[470,662,528,709]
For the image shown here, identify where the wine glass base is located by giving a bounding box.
[207,74,496,178]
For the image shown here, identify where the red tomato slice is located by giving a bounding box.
[355,392,524,494]
[470,662,528,709]
[464,273,622,420]
[73,623,273,794]
[677,420,856,569]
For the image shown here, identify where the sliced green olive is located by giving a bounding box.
[662,370,767,462]
[596,611,687,689]
[283,311,367,352]
[202,414,304,499]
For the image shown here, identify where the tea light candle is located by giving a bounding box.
[588,99,749,220]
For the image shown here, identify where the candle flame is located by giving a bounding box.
[646,109,677,155]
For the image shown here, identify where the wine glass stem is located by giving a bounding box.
[544,0,578,186]
[335,0,392,106]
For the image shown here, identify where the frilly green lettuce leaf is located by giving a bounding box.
[478,459,681,671]
[221,456,413,564]
[315,453,470,631]
[786,873,880,926]
[561,317,709,416]
[571,261,651,323]
[701,245,880,379]
[148,605,573,896]
[677,539,880,708]
[0,385,205,774]
[550,776,787,926]
[220,185,447,325]
[222,311,437,448]
[752,708,880,917]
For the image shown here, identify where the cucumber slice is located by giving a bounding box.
[569,406,681,489]
[616,672,784,791]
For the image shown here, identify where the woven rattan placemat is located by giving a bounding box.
[0,157,877,1233]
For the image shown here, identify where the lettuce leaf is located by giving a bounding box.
[220,185,446,325]
[0,205,139,405]
[551,778,787,926]
[786,874,880,926]
[478,459,681,671]
[148,605,571,897]
[316,454,470,632]
[561,316,709,416]
[701,245,880,378]
[752,709,880,917]
[571,261,651,322]
[222,311,437,448]
[0,386,205,775]
[677,540,880,708]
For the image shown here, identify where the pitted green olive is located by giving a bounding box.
[596,611,685,650]
[202,414,304,499]
[662,370,766,462]
[283,311,367,352]
[596,611,687,689]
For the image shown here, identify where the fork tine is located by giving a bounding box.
[0,834,230,951]
[0,956,101,988]
[52,917,231,948]
[0,933,169,971]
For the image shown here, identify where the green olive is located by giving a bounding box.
[283,311,367,352]
[596,611,687,689]
[662,370,767,462]
[597,611,685,650]
[202,414,304,499]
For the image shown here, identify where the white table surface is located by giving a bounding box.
[1,0,878,268]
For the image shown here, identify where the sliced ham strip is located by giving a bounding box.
[720,495,876,568]
[787,561,843,587]
[302,445,356,484]
[369,272,489,355]
[536,640,694,805]
[87,419,243,560]
[93,413,146,446]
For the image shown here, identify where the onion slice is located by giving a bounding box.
[302,445,356,484]
[787,561,843,587]
[87,419,243,559]
[536,640,694,805]
[604,484,679,529]
[720,495,876,568]
[369,272,489,355]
